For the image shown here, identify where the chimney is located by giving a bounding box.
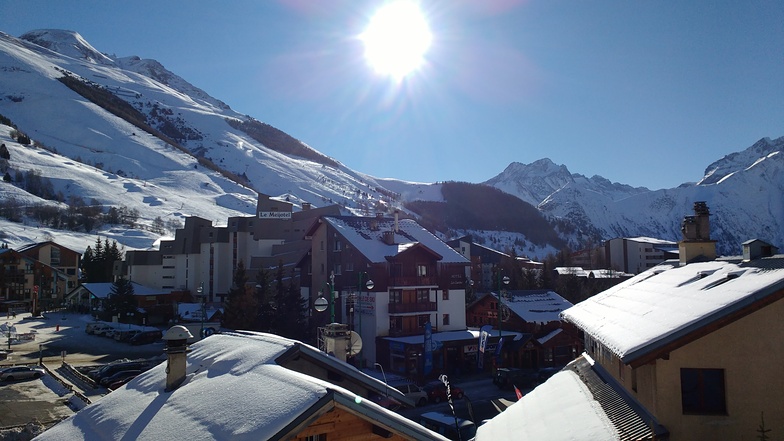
[382,230,396,245]
[394,209,399,233]
[302,202,311,211]
[163,325,193,391]
[679,201,717,264]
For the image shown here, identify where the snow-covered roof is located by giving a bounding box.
[561,256,784,364]
[477,354,667,441]
[80,282,169,299]
[495,290,572,324]
[623,237,677,246]
[476,366,619,440]
[178,303,222,321]
[36,332,448,441]
[555,267,632,278]
[324,217,469,264]
[384,329,525,345]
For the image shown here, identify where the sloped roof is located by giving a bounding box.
[561,255,784,365]
[323,216,468,264]
[80,282,170,299]
[476,354,667,441]
[495,290,573,324]
[36,332,448,441]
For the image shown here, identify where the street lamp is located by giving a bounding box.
[375,362,388,397]
[357,272,374,368]
[497,273,510,338]
[197,282,205,339]
[314,272,336,323]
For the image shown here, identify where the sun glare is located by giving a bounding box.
[360,1,432,79]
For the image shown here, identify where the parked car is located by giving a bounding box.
[108,375,137,390]
[493,367,540,390]
[0,366,46,381]
[91,360,148,383]
[87,324,112,336]
[423,381,464,403]
[100,370,141,387]
[102,328,118,338]
[394,383,429,407]
[85,322,103,334]
[369,393,402,411]
[114,329,141,342]
[128,330,163,345]
[419,411,476,441]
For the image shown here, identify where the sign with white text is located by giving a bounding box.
[258,211,292,219]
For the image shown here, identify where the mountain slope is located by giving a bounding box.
[483,137,784,255]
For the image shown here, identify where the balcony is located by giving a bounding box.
[388,301,437,314]
[388,276,437,287]
[388,326,436,338]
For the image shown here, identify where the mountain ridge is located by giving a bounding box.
[0,29,782,260]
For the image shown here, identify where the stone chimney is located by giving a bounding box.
[163,325,193,391]
[382,230,396,245]
[679,201,717,264]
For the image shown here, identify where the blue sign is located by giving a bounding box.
[423,321,433,375]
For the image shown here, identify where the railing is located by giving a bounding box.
[388,301,437,314]
[388,276,437,287]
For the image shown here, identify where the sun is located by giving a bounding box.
[360,1,432,79]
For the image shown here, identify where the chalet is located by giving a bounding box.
[66,282,187,325]
[466,290,582,370]
[16,241,81,293]
[35,331,447,441]
[302,212,471,379]
[0,247,69,314]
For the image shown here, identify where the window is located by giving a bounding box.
[417,264,427,277]
[680,368,726,415]
[302,434,326,441]
[418,314,430,328]
[390,290,402,303]
[333,264,342,275]
[390,316,402,332]
[442,289,449,301]
[417,289,429,303]
[443,314,450,326]
[334,240,342,251]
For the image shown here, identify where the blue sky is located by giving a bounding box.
[3,0,783,190]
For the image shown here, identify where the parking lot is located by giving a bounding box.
[0,312,167,431]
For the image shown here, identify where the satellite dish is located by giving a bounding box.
[348,331,363,356]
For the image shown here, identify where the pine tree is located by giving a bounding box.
[222,261,258,330]
[105,277,137,320]
[254,266,274,332]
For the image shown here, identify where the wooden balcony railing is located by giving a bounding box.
[388,301,437,314]
[388,276,437,287]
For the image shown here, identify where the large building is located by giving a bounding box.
[603,236,678,274]
[116,194,339,303]
[301,211,471,378]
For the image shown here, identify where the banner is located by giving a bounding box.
[478,324,493,369]
[423,321,433,375]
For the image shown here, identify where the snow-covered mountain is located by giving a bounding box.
[0,29,781,259]
[483,136,784,256]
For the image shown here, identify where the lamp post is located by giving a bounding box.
[314,272,336,323]
[357,272,374,368]
[375,362,388,397]
[197,282,205,339]
[497,273,510,338]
